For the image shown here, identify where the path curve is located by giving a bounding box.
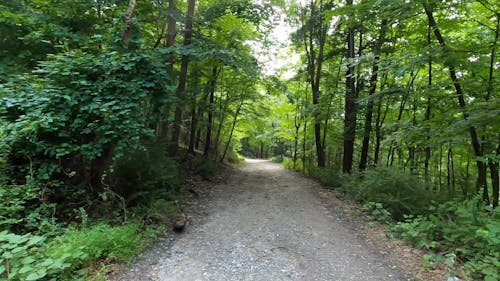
[116,159,404,281]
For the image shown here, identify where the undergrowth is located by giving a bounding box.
[0,143,186,280]
[391,198,500,281]
[0,223,158,280]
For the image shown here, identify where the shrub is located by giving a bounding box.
[0,223,148,281]
[361,202,393,224]
[0,50,171,200]
[392,198,500,280]
[282,158,303,172]
[225,149,244,164]
[112,144,181,205]
[0,231,57,281]
[339,168,434,220]
[269,156,283,163]
[0,184,38,231]
[308,166,345,188]
[193,157,218,180]
[46,223,144,265]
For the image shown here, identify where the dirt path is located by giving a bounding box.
[114,159,405,281]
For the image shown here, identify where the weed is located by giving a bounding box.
[361,202,393,224]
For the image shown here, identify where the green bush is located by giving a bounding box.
[392,198,500,280]
[112,144,181,204]
[0,223,148,281]
[309,166,345,188]
[0,50,171,198]
[338,169,434,220]
[269,156,283,163]
[193,157,218,180]
[282,158,303,172]
[361,202,393,224]
[0,231,58,281]
[0,182,59,234]
[0,184,38,230]
[46,223,144,266]
[225,149,244,164]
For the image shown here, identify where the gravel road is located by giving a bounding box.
[114,159,404,281]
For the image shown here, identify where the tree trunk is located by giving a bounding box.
[122,0,137,45]
[169,0,196,156]
[447,147,455,192]
[373,76,389,166]
[386,82,411,168]
[487,16,500,208]
[359,19,387,171]
[303,0,327,168]
[157,0,177,138]
[343,0,357,173]
[302,83,309,173]
[260,141,264,159]
[439,145,443,190]
[187,71,202,155]
[220,98,244,163]
[214,92,230,158]
[293,102,302,169]
[490,160,499,208]
[490,138,499,208]
[423,2,487,201]
[204,66,220,157]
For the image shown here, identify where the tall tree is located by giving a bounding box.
[343,0,357,173]
[359,19,387,171]
[302,0,329,167]
[423,1,488,203]
[170,0,196,156]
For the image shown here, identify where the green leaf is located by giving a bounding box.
[26,271,45,281]
[19,265,33,274]
[22,256,36,265]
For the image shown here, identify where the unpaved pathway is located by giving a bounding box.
[115,159,405,281]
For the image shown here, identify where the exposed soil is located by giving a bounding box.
[111,159,446,281]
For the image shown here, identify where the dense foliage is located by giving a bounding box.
[1,0,268,279]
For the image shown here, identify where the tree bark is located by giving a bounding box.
[373,74,389,165]
[293,102,302,169]
[169,0,196,156]
[343,0,357,173]
[359,19,387,171]
[303,0,327,167]
[187,72,201,155]
[220,98,244,163]
[487,16,499,208]
[157,0,177,138]
[424,19,432,181]
[302,82,309,173]
[204,66,220,157]
[214,91,230,158]
[122,0,137,45]
[491,138,499,208]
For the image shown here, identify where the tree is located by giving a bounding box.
[359,19,387,171]
[170,0,196,156]
[343,0,357,173]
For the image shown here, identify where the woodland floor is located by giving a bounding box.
[111,159,446,281]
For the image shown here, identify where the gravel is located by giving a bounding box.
[112,159,405,281]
